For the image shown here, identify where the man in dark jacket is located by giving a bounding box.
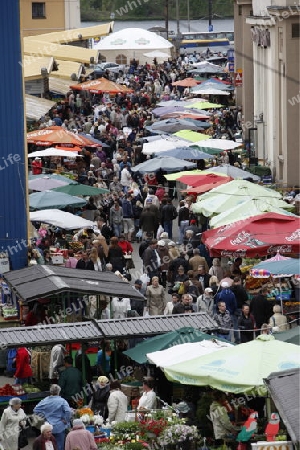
[213,301,232,341]
[58,356,82,408]
[168,252,189,283]
[142,239,160,280]
[250,287,272,334]
[178,200,190,244]
[139,206,158,238]
[161,198,177,239]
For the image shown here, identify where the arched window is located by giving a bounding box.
[116,54,127,65]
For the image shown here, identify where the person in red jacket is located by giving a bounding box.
[31,157,43,175]
[14,347,33,385]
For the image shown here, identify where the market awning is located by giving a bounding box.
[95,312,218,339]
[264,368,300,443]
[25,22,114,44]
[51,60,85,80]
[3,265,144,302]
[25,94,56,121]
[23,39,100,64]
[23,56,56,81]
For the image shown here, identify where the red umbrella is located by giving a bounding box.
[27,126,98,147]
[178,173,231,186]
[181,178,231,195]
[202,212,300,258]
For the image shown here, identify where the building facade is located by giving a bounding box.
[235,0,300,186]
[20,0,81,37]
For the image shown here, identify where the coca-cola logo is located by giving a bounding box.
[221,250,247,257]
[267,245,292,254]
[285,229,300,242]
[230,231,251,245]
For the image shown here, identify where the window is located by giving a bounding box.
[238,5,242,16]
[116,54,127,65]
[292,23,300,38]
[32,2,46,19]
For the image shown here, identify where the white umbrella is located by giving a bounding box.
[142,137,187,155]
[192,88,230,96]
[193,140,242,151]
[147,340,233,368]
[30,209,95,230]
[28,147,78,158]
[28,176,70,192]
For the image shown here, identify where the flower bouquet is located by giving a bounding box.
[139,417,169,438]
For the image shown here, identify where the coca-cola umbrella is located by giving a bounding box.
[202,212,300,258]
[70,78,133,94]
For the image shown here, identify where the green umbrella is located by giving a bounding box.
[29,191,86,211]
[273,327,300,346]
[163,335,300,393]
[173,130,210,142]
[52,183,109,196]
[123,327,229,364]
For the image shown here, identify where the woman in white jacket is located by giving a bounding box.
[0,397,26,450]
[107,381,128,423]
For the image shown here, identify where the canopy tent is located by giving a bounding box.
[30,209,95,230]
[123,327,220,364]
[70,78,133,94]
[25,94,56,121]
[28,176,70,192]
[143,50,170,60]
[28,148,79,158]
[202,213,300,257]
[94,28,172,64]
[147,339,233,368]
[3,265,144,303]
[29,190,86,210]
[264,368,300,443]
[131,156,197,173]
[173,130,210,143]
[27,126,98,147]
[204,164,261,180]
[163,335,300,393]
[191,88,230,96]
[52,182,109,196]
[152,147,213,161]
[185,101,224,110]
[209,200,295,229]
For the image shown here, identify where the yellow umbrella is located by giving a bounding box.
[174,130,210,142]
[164,170,203,181]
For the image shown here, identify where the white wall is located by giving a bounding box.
[64,0,81,30]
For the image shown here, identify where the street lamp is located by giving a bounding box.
[208,0,213,31]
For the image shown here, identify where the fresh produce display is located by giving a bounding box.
[22,384,41,393]
[0,384,20,396]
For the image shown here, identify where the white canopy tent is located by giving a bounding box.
[28,148,78,158]
[30,209,95,230]
[94,28,173,65]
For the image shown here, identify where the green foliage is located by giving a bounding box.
[80,0,234,21]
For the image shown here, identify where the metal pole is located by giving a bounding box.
[187,0,190,32]
[208,0,213,31]
[176,0,180,35]
[165,0,169,40]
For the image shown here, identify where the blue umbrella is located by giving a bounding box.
[153,147,213,160]
[251,258,300,277]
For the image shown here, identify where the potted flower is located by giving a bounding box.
[139,417,168,438]
[158,424,200,450]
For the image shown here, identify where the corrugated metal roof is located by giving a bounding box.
[25,22,114,44]
[96,313,218,339]
[264,368,300,443]
[49,77,74,95]
[23,39,100,64]
[3,265,144,302]
[25,94,56,121]
[0,321,101,348]
[51,60,84,80]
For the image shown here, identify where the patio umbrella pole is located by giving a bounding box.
[81,341,87,403]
